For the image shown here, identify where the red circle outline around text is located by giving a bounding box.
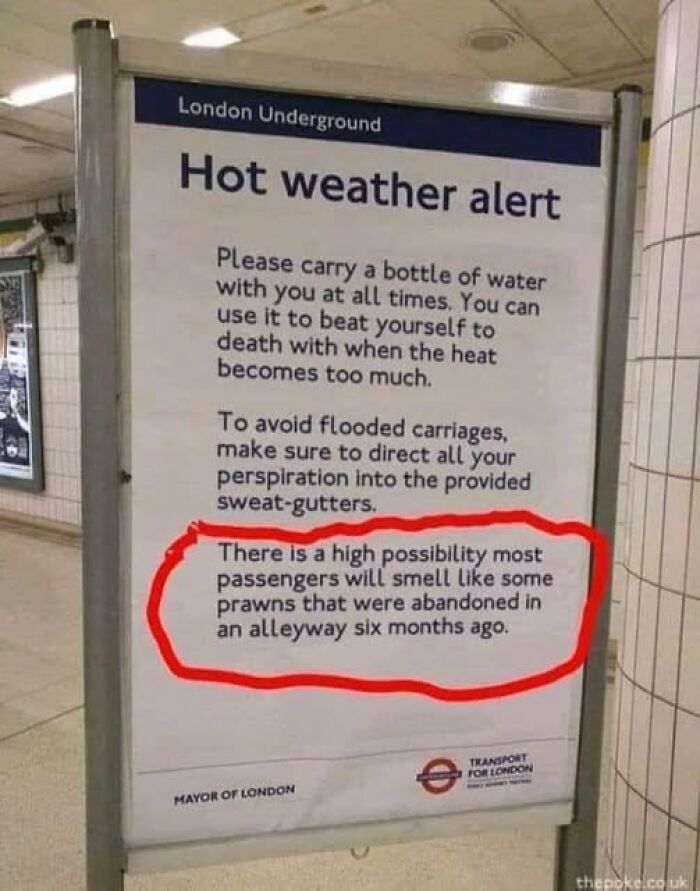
[146,510,609,702]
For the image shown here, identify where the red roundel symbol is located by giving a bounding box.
[416,757,463,795]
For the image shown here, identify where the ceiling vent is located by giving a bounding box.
[465,28,522,53]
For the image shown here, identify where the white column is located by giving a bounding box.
[605,0,700,885]
[610,158,648,642]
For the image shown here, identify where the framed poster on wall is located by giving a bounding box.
[0,256,43,491]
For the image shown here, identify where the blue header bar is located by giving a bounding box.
[134,77,602,168]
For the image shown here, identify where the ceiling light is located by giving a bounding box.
[182,27,240,48]
[493,83,537,108]
[465,28,522,53]
[1,74,75,107]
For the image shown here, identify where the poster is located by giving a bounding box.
[126,76,609,849]
[0,257,43,490]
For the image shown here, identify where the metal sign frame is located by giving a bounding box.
[73,18,641,890]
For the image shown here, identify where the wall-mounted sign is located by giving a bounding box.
[0,256,43,491]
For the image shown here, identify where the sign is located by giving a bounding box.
[126,76,609,849]
[417,758,463,795]
[0,256,43,490]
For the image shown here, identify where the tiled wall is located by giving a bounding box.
[605,0,700,883]
[0,197,81,528]
[610,162,648,641]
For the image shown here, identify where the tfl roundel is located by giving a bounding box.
[416,758,463,795]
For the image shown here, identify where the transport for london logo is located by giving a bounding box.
[416,757,463,794]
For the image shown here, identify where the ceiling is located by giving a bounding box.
[0,0,658,206]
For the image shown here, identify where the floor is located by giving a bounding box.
[0,525,613,890]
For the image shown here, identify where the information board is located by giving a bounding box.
[125,74,610,850]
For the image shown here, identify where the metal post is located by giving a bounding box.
[73,19,124,891]
[554,85,642,889]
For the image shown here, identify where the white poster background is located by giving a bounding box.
[126,82,608,848]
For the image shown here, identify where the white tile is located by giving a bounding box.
[628,687,652,792]
[642,473,667,583]
[674,0,700,115]
[645,122,672,247]
[618,460,630,505]
[677,596,700,715]
[652,1,680,132]
[611,673,624,752]
[637,244,673,357]
[686,113,700,234]
[628,470,647,574]
[661,477,693,591]
[655,589,684,700]
[625,361,640,406]
[615,524,628,564]
[635,367,654,466]
[634,583,659,690]
[647,699,675,812]
[623,785,645,877]
[612,563,627,604]
[622,402,635,452]
[642,803,668,881]
[616,672,634,778]
[667,817,696,887]
[665,113,692,239]
[624,481,636,559]
[687,483,700,597]
[623,579,641,681]
[611,773,628,870]
[677,234,700,355]
[609,601,624,640]
[648,360,674,470]
[656,239,682,355]
[642,246,664,358]
[670,709,700,824]
[604,759,618,856]
[637,247,652,327]
[669,360,700,475]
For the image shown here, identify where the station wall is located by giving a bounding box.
[0,197,81,529]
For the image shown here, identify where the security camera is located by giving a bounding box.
[48,233,74,264]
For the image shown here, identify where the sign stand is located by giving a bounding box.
[554,84,642,889]
[73,18,641,891]
[73,19,124,891]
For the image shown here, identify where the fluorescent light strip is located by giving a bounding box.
[182,27,240,48]
[1,73,76,107]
